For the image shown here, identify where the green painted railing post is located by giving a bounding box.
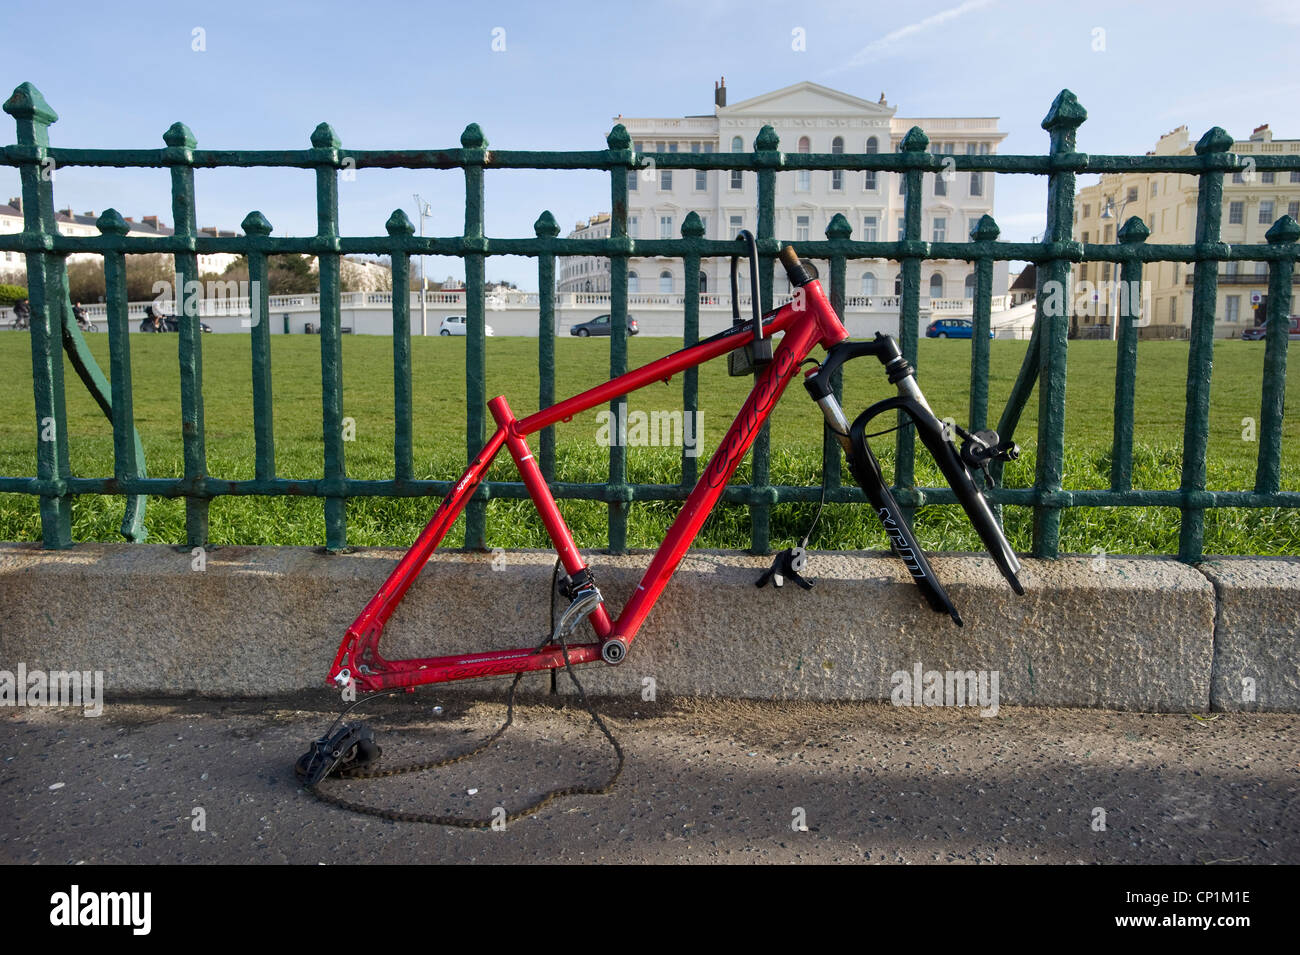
[6,83,72,547]
[606,124,632,553]
[1255,215,1298,494]
[462,123,489,550]
[243,211,276,483]
[164,120,209,547]
[1033,90,1087,558]
[824,214,851,491]
[750,124,779,554]
[534,211,560,482]
[1178,126,1233,563]
[385,209,415,484]
[896,126,929,517]
[98,209,148,541]
[680,211,705,487]
[1111,216,1150,492]
[311,122,347,551]
[969,215,1000,435]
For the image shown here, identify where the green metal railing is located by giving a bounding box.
[2,83,1297,561]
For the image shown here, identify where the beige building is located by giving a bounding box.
[1073,124,1300,338]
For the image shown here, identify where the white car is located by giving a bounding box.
[439,315,494,336]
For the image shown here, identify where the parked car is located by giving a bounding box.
[570,314,639,337]
[925,318,992,339]
[439,315,495,336]
[162,316,213,333]
[1241,316,1300,340]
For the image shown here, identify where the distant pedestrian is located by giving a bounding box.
[12,298,30,329]
[140,304,166,333]
[73,302,92,331]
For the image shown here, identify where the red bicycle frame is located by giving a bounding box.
[329,278,849,693]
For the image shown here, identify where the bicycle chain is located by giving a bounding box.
[303,566,624,828]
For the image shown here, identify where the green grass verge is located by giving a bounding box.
[0,333,1295,555]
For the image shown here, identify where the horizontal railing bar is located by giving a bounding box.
[8,147,1299,176]
[2,475,1297,510]
[5,234,1299,266]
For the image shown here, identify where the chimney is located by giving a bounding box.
[143,215,160,229]
[83,211,95,218]
[1250,123,1272,142]
[201,225,217,236]
[715,76,726,108]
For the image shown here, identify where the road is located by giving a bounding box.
[2,692,1296,864]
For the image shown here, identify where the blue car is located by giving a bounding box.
[926,318,992,339]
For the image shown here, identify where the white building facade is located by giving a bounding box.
[559,80,1009,308]
[0,199,241,280]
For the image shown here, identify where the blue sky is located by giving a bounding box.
[5,0,1298,289]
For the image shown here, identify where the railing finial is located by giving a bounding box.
[242,211,273,236]
[534,210,560,237]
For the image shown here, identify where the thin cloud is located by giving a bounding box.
[828,0,996,72]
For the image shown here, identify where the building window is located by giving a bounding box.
[796,215,810,242]
[1256,261,1268,276]
[861,272,877,296]
[968,142,983,197]
[1226,295,1240,323]
[659,215,673,239]
[730,136,744,189]
[1082,231,1089,244]
[1151,181,1158,197]
[932,217,946,242]
[1260,200,1274,224]
[831,136,843,191]
[1292,171,1300,183]
[1169,297,1178,324]
[897,217,905,240]
[1226,261,1238,277]
[659,270,673,294]
[729,214,743,237]
[968,217,981,238]
[698,271,708,293]
[862,215,878,241]
[1103,224,1113,243]
[1262,171,1275,184]
[657,142,672,190]
[628,271,639,294]
[692,142,705,191]
[964,273,976,298]
[1229,201,1244,225]
[1290,201,1300,221]
[1102,262,1111,281]
[698,214,708,237]
[627,215,639,238]
[1232,171,1244,184]
[864,136,878,190]
[796,136,810,192]
[934,144,947,197]
[1083,203,1091,219]
[1126,186,1138,203]
[929,274,944,298]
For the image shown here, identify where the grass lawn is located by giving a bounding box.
[0,332,1296,556]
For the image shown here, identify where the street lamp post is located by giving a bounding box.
[413,194,433,335]
[1100,195,1131,342]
